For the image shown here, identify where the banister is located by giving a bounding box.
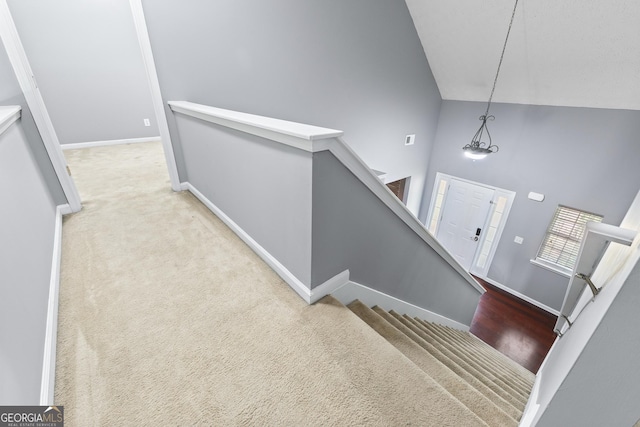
[168,100,486,296]
[554,222,637,335]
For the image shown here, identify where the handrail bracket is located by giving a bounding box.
[575,272,600,297]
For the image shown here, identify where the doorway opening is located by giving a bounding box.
[425,173,515,277]
[386,177,410,205]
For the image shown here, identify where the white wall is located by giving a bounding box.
[7,0,158,144]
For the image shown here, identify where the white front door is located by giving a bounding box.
[436,179,494,270]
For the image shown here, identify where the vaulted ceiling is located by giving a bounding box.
[405,0,640,111]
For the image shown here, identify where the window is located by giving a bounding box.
[536,205,603,272]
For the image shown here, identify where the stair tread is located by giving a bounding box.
[386,310,528,409]
[347,301,518,426]
[445,325,536,380]
[422,319,535,390]
[406,315,533,396]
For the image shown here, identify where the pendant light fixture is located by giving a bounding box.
[463,0,520,160]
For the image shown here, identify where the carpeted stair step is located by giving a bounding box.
[406,315,533,397]
[412,318,532,392]
[441,324,536,382]
[424,318,535,393]
[368,306,525,419]
[347,300,519,426]
[436,325,535,390]
[386,310,529,409]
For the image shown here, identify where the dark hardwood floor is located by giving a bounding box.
[470,278,558,373]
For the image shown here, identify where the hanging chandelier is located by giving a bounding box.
[463,0,520,160]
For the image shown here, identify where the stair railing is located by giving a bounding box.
[554,222,637,336]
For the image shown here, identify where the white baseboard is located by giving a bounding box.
[58,203,72,215]
[182,182,318,303]
[479,275,560,316]
[61,136,160,150]
[310,270,350,304]
[332,281,470,331]
[40,205,64,405]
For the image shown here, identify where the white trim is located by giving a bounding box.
[0,2,82,212]
[478,275,561,316]
[372,169,387,183]
[129,0,181,192]
[332,281,470,331]
[40,205,65,405]
[426,172,516,279]
[530,258,572,278]
[182,182,314,303]
[168,101,343,151]
[60,136,160,150]
[0,105,21,135]
[58,203,73,216]
[309,270,350,304]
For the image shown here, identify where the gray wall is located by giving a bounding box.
[8,0,159,144]
[537,259,640,426]
[422,100,640,310]
[174,114,313,286]
[141,0,442,215]
[534,189,640,426]
[0,43,58,404]
[312,151,482,325]
[0,41,66,205]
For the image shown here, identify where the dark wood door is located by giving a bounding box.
[386,178,407,204]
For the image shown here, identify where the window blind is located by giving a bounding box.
[537,205,603,270]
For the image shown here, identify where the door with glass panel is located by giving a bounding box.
[426,173,515,276]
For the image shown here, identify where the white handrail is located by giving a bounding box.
[555,222,637,335]
[168,101,485,295]
[0,105,20,136]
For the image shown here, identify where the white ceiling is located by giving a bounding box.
[405,0,640,110]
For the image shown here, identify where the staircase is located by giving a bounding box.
[348,300,535,426]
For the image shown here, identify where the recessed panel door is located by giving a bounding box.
[436,179,494,270]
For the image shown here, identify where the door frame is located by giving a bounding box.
[129,0,181,191]
[426,173,515,277]
[0,0,81,212]
[435,178,495,271]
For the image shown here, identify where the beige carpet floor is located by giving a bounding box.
[56,141,487,426]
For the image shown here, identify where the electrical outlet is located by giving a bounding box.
[405,134,415,146]
[514,236,524,244]
[144,118,151,127]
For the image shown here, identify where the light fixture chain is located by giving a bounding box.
[484,0,520,117]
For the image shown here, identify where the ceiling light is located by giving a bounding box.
[462,0,520,159]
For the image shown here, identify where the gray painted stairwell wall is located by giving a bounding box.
[173,113,314,286]
[0,42,59,404]
[141,0,442,215]
[312,151,482,325]
[422,100,640,311]
[8,0,159,144]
